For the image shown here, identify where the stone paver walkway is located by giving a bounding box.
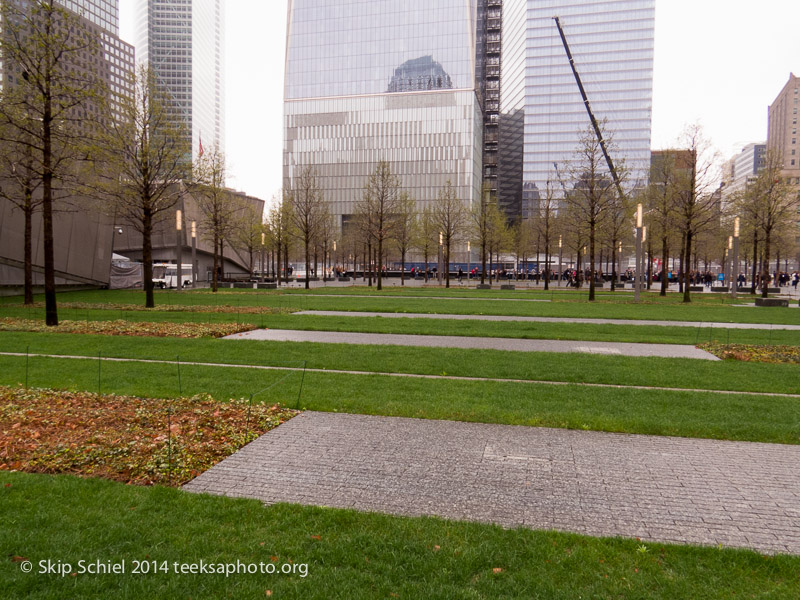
[295,310,800,331]
[184,412,800,555]
[226,329,719,360]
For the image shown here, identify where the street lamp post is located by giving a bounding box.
[467,241,471,284]
[261,232,266,283]
[635,203,642,302]
[333,240,337,279]
[175,209,183,292]
[731,217,740,299]
[642,226,647,290]
[558,236,562,287]
[438,231,443,285]
[726,236,733,290]
[617,241,622,288]
[191,220,197,286]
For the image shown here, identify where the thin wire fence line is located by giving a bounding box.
[4,351,799,400]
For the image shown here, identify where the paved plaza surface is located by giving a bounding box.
[185,412,800,555]
[295,310,800,330]
[226,329,719,360]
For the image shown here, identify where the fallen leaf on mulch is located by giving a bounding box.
[0,318,256,339]
[0,386,297,486]
[699,343,800,364]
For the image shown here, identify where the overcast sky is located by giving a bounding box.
[120,1,800,205]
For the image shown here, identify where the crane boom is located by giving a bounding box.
[553,16,625,200]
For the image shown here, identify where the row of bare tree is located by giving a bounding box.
[272,122,798,301]
[0,2,266,320]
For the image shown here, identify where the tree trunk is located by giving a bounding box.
[762,229,771,298]
[544,233,550,291]
[276,241,281,286]
[682,229,693,303]
[377,236,383,291]
[400,248,406,286]
[678,233,686,294]
[480,239,487,285]
[23,199,34,305]
[751,232,758,295]
[143,209,155,308]
[610,238,617,292]
[304,236,310,290]
[42,107,57,325]
[367,241,372,287]
[444,242,451,288]
[212,232,219,292]
[660,236,669,296]
[588,223,596,301]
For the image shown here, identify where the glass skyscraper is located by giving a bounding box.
[500,0,655,218]
[284,0,484,228]
[135,0,225,159]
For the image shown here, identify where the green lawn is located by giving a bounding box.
[5,287,798,324]
[2,347,799,444]
[2,331,798,396]
[2,472,798,599]
[3,304,799,346]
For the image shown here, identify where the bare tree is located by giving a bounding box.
[91,63,190,308]
[267,191,293,285]
[394,192,416,285]
[646,151,689,296]
[232,202,265,278]
[432,181,467,288]
[737,150,799,297]
[358,161,402,291]
[673,124,720,303]
[470,183,493,284]
[194,143,240,291]
[486,202,510,282]
[287,166,324,290]
[415,206,437,282]
[563,125,622,301]
[531,179,559,290]
[0,123,41,305]
[0,0,107,323]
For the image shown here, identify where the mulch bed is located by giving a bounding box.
[699,343,800,365]
[16,301,295,315]
[0,318,257,338]
[0,386,297,486]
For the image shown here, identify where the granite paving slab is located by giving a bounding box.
[184,412,800,555]
[225,329,720,360]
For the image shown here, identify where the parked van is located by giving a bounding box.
[152,263,193,288]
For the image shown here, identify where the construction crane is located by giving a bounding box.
[553,16,625,200]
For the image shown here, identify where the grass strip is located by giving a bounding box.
[1,331,798,396]
[6,288,798,324]
[1,354,798,444]
[2,471,799,599]
[2,306,798,347]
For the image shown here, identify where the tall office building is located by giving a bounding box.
[767,73,800,247]
[135,0,225,159]
[767,73,800,181]
[283,0,484,230]
[500,0,655,218]
[720,142,766,207]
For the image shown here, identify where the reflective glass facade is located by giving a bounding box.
[135,0,225,159]
[60,0,119,33]
[284,0,483,224]
[500,0,655,218]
